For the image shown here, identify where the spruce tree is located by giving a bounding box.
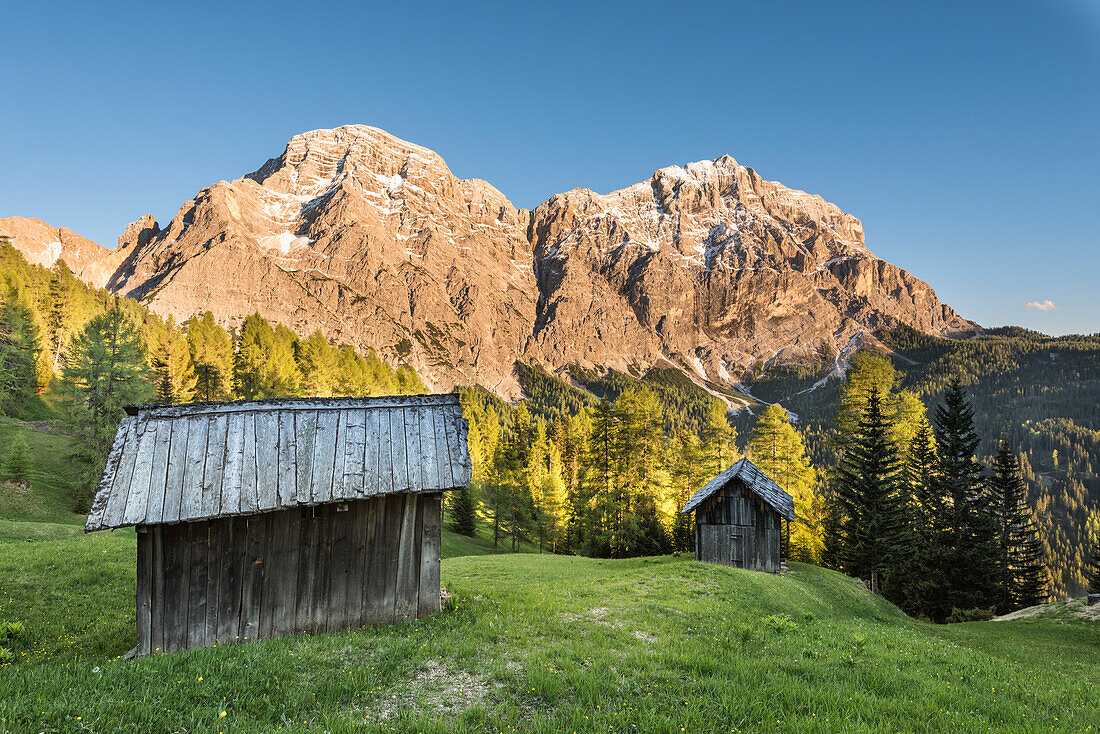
[932,378,999,619]
[832,388,909,597]
[0,293,42,417]
[990,439,1048,611]
[901,419,942,618]
[2,434,30,480]
[1086,525,1100,595]
[449,482,479,537]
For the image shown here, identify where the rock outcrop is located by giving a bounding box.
[9,126,975,393]
[0,216,120,288]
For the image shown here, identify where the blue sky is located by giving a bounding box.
[2,0,1097,335]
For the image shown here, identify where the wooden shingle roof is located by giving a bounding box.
[681,457,796,520]
[85,394,470,532]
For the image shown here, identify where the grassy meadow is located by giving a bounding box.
[0,416,1097,733]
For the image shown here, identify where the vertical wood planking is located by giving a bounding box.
[331,411,349,498]
[441,406,463,488]
[277,412,297,506]
[170,524,192,651]
[136,529,152,655]
[361,496,382,625]
[258,512,278,639]
[123,422,159,526]
[341,410,366,497]
[144,421,173,525]
[218,517,246,644]
[375,409,394,497]
[240,515,265,641]
[202,415,228,519]
[390,409,409,494]
[310,505,334,634]
[362,410,380,496]
[416,407,435,490]
[255,413,279,512]
[87,416,134,529]
[221,413,245,516]
[179,416,210,521]
[273,508,301,636]
[394,493,420,621]
[205,519,221,644]
[295,411,317,504]
[328,504,351,632]
[152,526,166,653]
[452,406,472,486]
[345,499,368,626]
[187,522,209,649]
[432,406,454,489]
[405,407,422,492]
[417,494,442,618]
[311,411,338,504]
[103,418,141,527]
[240,413,259,514]
[295,506,317,633]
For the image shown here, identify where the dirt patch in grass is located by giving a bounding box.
[994,598,1100,622]
[371,660,500,721]
[560,607,623,628]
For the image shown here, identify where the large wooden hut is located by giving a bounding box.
[85,394,470,655]
[681,457,794,572]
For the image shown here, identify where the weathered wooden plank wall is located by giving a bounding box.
[136,492,442,655]
[693,482,783,573]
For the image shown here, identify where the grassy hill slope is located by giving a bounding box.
[1,533,1096,733]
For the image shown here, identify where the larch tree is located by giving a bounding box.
[185,312,235,401]
[150,317,197,405]
[234,313,302,399]
[746,404,822,563]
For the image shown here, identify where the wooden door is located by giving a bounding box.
[729,531,742,568]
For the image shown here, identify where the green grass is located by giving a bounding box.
[0,417,81,526]
[1,532,1097,733]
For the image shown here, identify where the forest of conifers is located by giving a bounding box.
[1,236,1096,607]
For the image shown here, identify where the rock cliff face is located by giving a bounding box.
[525,157,970,383]
[14,126,974,394]
[0,216,120,288]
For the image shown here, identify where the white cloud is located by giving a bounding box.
[1024,300,1059,312]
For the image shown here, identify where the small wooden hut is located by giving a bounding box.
[681,457,794,572]
[84,394,470,655]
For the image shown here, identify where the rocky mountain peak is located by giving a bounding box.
[23,126,973,395]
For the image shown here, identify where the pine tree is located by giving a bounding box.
[185,312,235,401]
[747,404,821,563]
[932,378,999,619]
[832,389,909,597]
[2,434,30,480]
[990,439,1049,611]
